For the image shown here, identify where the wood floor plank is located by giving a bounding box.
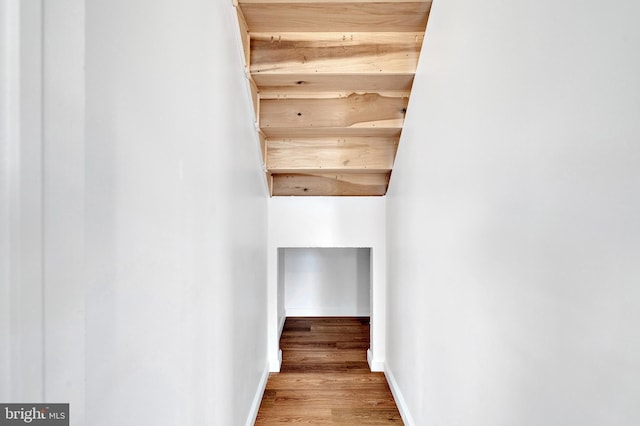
[266,372,390,390]
[280,362,371,373]
[311,324,370,333]
[271,389,399,408]
[283,349,367,363]
[281,332,365,339]
[256,407,333,425]
[256,317,403,424]
[332,408,404,424]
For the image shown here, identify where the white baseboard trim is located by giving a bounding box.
[268,349,282,372]
[366,349,384,372]
[286,308,371,317]
[245,363,270,426]
[384,363,415,426]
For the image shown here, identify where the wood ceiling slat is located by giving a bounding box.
[271,172,390,196]
[238,2,431,33]
[239,0,427,3]
[262,127,403,139]
[269,168,392,174]
[251,31,425,42]
[259,90,411,100]
[260,93,408,130]
[250,32,422,75]
[252,74,415,93]
[267,137,397,171]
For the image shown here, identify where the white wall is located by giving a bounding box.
[268,197,385,371]
[385,1,640,425]
[284,248,370,316]
[1,0,87,414]
[42,0,86,416]
[7,0,45,402]
[0,0,12,402]
[277,248,285,336]
[3,0,268,425]
[85,1,268,425]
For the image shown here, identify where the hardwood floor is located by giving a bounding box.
[255,317,403,425]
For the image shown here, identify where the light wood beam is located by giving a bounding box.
[262,127,402,139]
[238,1,431,32]
[259,90,410,100]
[261,125,406,138]
[267,137,397,171]
[252,73,415,93]
[241,0,428,3]
[250,32,423,75]
[272,172,390,196]
[260,93,408,130]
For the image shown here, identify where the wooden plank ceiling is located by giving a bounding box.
[233,0,431,196]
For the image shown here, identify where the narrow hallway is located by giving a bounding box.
[256,317,402,424]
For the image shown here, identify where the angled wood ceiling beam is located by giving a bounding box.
[271,172,391,196]
[260,93,408,130]
[267,137,397,171]
[250,32,423,75]
[238,1,431,33]
[252,74,415,94]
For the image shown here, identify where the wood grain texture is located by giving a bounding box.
[235,4,250,66]
[267,171,274,196]
[239,1,431,32]
[262,127,402,139]
[252,73,415,93]
[250,32,423,74]
[249,77,260,121]
[259,90,411,100]
[258,130,267,166]
[234,0,431,196]
[256,317,403,424]
[267,137,397,171]
[240,0,427,3]
[260,93,408,130]
[272,172,390,196]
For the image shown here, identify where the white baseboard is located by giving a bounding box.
[268,349,282,372]
[366,349,384,372]
[285,308,371,317]
[245,363,269,426]
[384,363,415,426]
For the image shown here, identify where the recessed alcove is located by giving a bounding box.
[279,247,371,317]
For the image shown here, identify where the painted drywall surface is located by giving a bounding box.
[7,0,45,401]
[386,0,640,425]
[42,0,86,419]
[0,0,11,402]
[1,0,86,412]
[85,1,267,425]
[277,248,286,337]
[268,197,385,370]
[284,248,370,316]
[2,1,267,423]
